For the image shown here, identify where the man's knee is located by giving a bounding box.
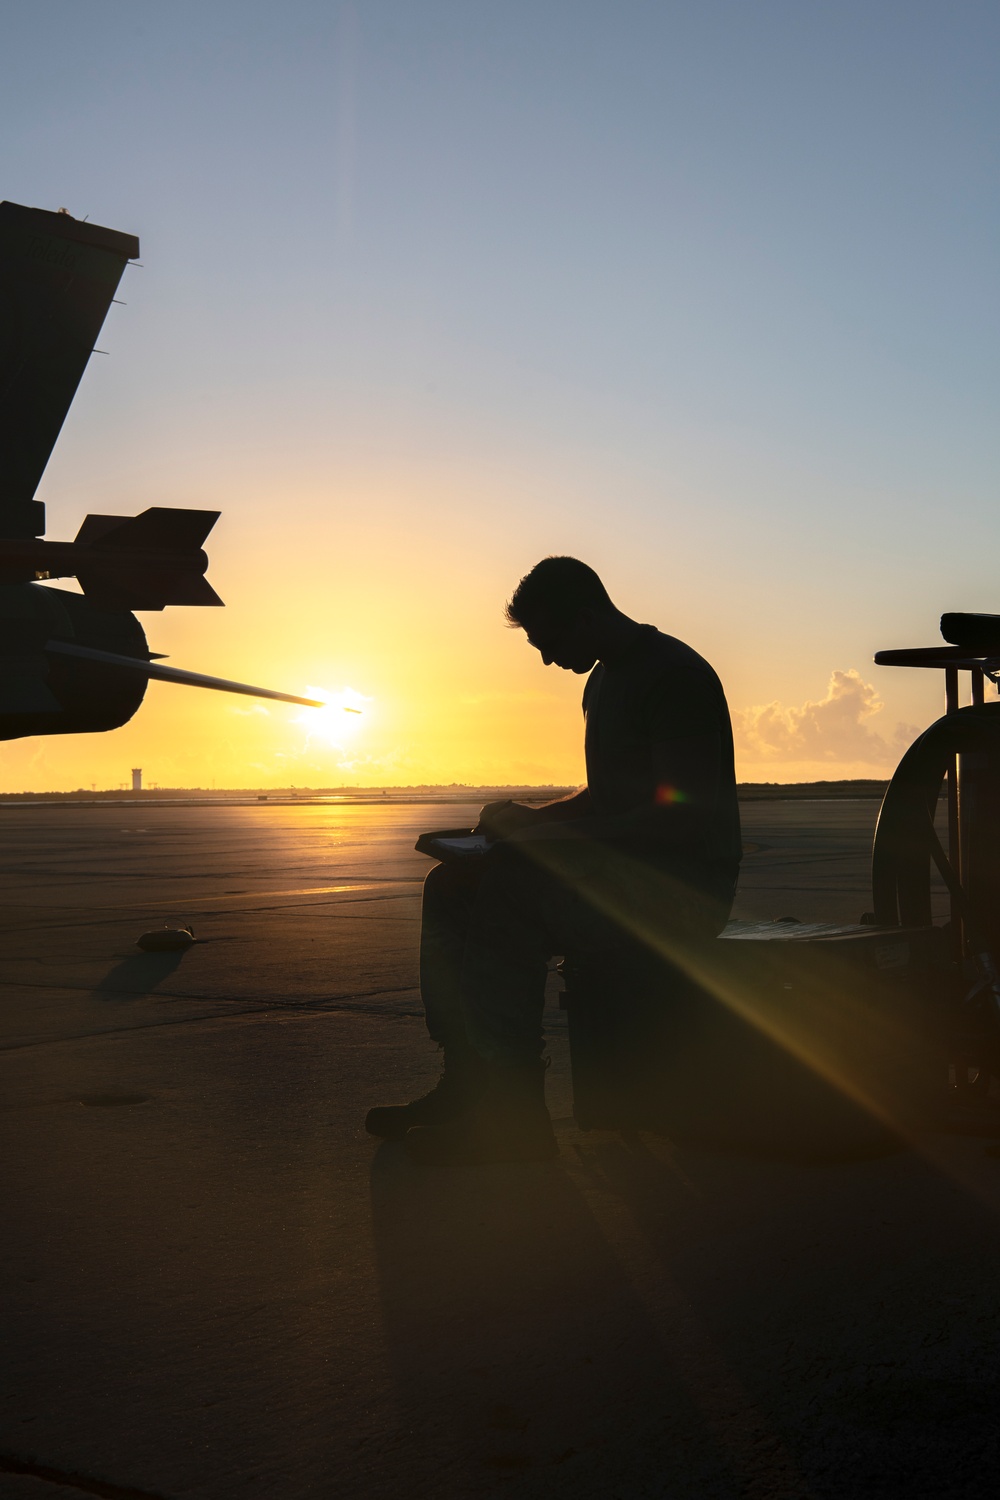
[422,860,451,903]
[423,858,469,905]
[421,859,485,938]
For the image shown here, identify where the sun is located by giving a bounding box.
[295,685,372,746]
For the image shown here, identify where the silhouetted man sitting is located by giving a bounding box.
[366,556,741,1164]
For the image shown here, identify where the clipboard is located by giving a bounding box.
[415,826,494,863]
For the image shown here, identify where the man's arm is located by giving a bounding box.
[476,786,592,839]
[535,786,593,820]
[505,734,721,853]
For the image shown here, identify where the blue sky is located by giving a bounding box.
[1,1,998,787]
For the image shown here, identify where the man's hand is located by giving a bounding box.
[475,800,541,839]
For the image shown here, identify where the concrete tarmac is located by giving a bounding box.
[1,800,998,1499]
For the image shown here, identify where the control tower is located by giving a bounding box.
[131,768,142,793]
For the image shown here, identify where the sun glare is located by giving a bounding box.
[296,686,372,746]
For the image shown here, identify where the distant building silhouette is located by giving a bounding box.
[131,768,142,792]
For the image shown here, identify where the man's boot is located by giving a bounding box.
[404,1058,558,1166]
[365,1045,488,1140]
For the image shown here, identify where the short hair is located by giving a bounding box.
[505,556,613,629]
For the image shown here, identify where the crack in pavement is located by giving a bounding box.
[0,986,425,1052]
[0,1451,169,1499]
[0,889,423,937]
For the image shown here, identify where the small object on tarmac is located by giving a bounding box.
[136,924,195,952]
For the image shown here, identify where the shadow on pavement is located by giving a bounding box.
[372,1127,1000,1498]
[369,1139,742,1497]
[91,950,186,1001]
[573,1132,1000,1500]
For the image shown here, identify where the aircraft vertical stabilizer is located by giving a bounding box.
[0,202,139,539]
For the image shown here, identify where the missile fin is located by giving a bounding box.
[87,507,220,550]
[75,566,224,610]
[73,513,131,545]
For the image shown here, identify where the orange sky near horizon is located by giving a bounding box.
[0,459,951,794]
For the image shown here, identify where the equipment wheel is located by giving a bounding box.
[872,703,1000,1116]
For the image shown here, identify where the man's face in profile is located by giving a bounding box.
[522,608,599,674]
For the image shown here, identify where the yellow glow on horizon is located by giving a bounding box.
[0,465,943,794]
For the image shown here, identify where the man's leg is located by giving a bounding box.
[365,861,488,1139]
[419,859,482,1048]
[458,846,571,1064]
[404,843,737,1162]
[406,844,599,1164]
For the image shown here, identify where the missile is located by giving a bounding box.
[0,508,224,609]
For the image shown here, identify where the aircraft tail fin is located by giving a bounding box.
[0,202,139,539]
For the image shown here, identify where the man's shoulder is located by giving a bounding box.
[640,628,722,686]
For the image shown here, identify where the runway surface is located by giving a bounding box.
[1,800,998,1499]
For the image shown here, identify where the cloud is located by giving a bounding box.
[734,669,918,768]
[334,745,412,774]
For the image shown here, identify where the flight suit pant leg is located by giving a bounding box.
[418,859,486,1049]
[458,842,601,1067]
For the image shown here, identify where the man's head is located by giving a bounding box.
[505,556,614,673]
